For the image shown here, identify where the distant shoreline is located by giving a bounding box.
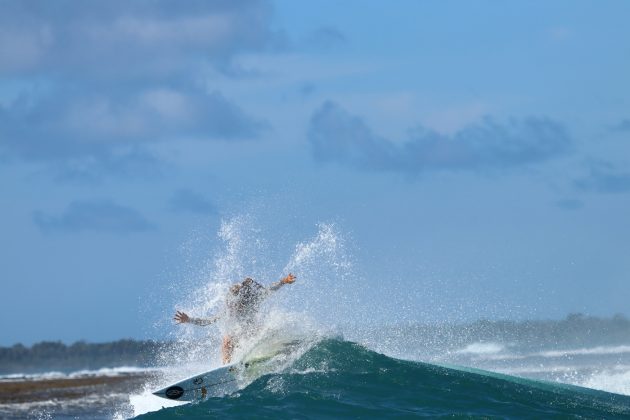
[0,339,165,375]
[2,314,629,375]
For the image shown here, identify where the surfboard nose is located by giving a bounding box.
[152,385,184,399]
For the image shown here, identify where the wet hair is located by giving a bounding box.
[230,277,262,296]
[230,284,241,295]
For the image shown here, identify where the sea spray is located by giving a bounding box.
[122,217,630,418]
[582,368,630,396]
[124,219,351,417]
[275,222,355,330]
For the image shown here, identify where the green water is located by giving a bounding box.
[137,339,630,419]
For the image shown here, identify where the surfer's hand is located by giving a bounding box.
[282,273,296,284]
[174,311,190,324]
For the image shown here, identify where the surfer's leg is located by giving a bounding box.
[222,335,235,364]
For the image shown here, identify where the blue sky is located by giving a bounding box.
[1,0,629,345]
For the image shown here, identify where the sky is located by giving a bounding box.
[1,0,630,345]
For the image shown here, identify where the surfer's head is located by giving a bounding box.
[230,278,255,295]
[229,284,242,295]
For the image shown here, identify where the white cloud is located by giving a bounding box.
[308,101,573,174]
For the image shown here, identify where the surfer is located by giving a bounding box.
[174,273,296,363]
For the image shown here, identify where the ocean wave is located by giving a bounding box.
[134,339,630,419]
[0,366,157,382]
[446,343,630,363]
[454,341,505,355]
[536,345,630,358]
[581,368,630,396]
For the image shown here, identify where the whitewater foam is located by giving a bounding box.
[575,366,630,396]
[124,216,630,418]
[536,345,630,358]
[455,342,505,355]
[125,219,349,417]
[0,366,156,382]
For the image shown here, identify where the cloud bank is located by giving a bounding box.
[0,0,275,78]
[0,88,266,160]
[308,101,573,174]
[308,102,573,174]
[0,0,275,169]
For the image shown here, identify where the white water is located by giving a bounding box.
[123,219,351,417]
[118,217,630,417]
[582,368,630,396]
[0,366,156,382]
[455,342,505,355]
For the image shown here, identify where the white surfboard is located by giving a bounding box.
[153,338,304,401]
[153,362,242,401]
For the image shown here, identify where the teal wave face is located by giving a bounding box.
[137,339,630,419]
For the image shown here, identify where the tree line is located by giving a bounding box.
[2,314,629,374]
[0,339,166,374]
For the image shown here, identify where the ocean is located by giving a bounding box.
[3,329,630,419]
[132,338,630,419]
[3,223,629,418]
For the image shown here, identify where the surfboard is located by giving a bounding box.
[153,337,306,401]
[153,362,242,401]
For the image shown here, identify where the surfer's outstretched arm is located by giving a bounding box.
[268,273,296,292]
[174,311,219,326]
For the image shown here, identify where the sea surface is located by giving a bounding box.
[133,338,630,419]
[4,334,630,419]
[3,224,630,418]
